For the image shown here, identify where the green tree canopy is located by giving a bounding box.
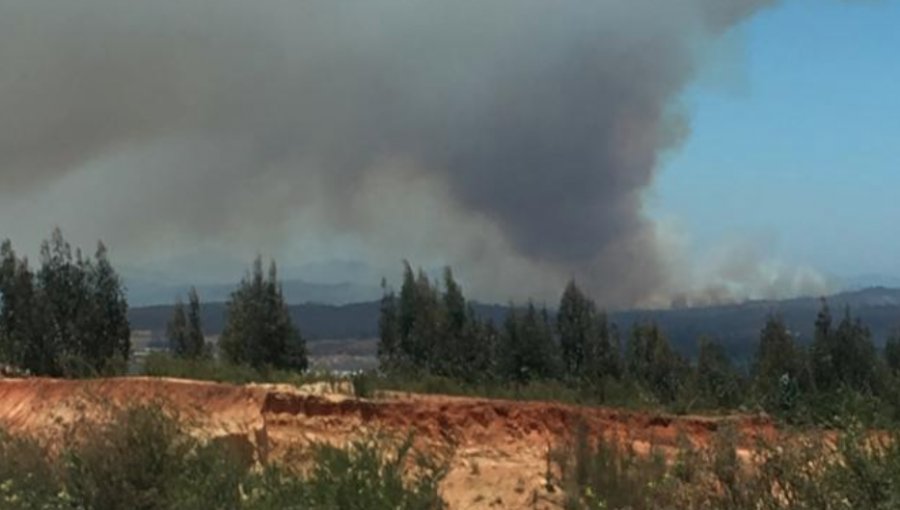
[378,265,496,381]
[695,337,743,409]
[557,280,595,376]
[811,298,834,391]
[185,287,207,359]
[84,242,131,370]
[0,241,44,372]
[830,307,878,392]
[886,330,900,375]
[500,303,559,383]
[625,322,685,403]
[557,280,619,383]
[167,288,206,359]
[0,230,130,376]
[167,298,189,357]
[377,278,401,370]
[219,257,307,371]
[753,313,807,411]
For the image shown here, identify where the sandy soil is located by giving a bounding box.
[0,377,778,509]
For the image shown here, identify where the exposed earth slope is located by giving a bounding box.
[0,377,777,509]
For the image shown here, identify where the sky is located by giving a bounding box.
[0,0,897,306]
[654,0,900,284]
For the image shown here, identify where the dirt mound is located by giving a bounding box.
[0,377,267,438]
[0,378,777,509]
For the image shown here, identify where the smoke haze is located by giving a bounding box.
[0,0,808,305]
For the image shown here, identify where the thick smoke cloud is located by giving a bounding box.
[0,0,778,306]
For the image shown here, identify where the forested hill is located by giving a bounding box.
[129,287,900,361]
[614,287,900,361]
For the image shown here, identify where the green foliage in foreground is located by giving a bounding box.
[0,405,447,510]
[554,423,900,510]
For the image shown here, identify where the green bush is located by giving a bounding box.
[62,405,245,510]
[0,431,59,509]
[351,371,374,399]
[241,437,448,510]
[295,437,446,510]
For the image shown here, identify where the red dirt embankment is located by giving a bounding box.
[0,377,777,509]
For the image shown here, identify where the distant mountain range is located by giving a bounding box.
[121,259,456,307]
[128,287,900,362]
[842,274,900,291]
[125,278,382,308]
[612,287,900,362]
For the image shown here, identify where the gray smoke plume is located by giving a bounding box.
[0,0,778,305]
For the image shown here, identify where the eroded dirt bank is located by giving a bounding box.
[0,377,777,509]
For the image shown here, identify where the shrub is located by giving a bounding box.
[0,431,59,509]
[351,371,374,399]
[299,437,447,510]
[553,425,672,510]
[61,404,243,510]
[554,423,900,510]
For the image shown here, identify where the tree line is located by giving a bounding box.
[0,229,129,376]
[0,230,307,376]
[378,263,900,422]
[4,231,898,424]
[166,256,307,372]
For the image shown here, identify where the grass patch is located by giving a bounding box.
[141,352,340,388]
[367,371,668,412]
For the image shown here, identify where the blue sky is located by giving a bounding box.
[655,0,900,282]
